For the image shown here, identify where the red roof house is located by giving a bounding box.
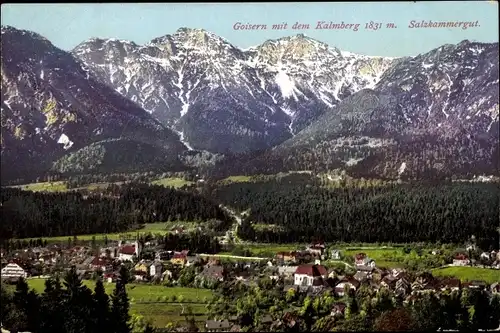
[452,253,470,266]
[119,245,136,255]
[295,264,327,277]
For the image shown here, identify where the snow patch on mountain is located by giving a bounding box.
[275,70,299,100]
[57,133,74,150]
[398,162,407,176]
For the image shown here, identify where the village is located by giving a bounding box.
[1,236,500,331]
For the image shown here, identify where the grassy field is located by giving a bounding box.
[218,175,253,184]
[9,181,69,192]
[341,247,406,268]
[221,243,303,257]
[431,267,500,284]
[132,303,208,328]
[20,222,201,242]
[25,279,213,328]
[7,181,125,193]
[9,177,196,193]
[150,177,194,188]
[243,243,303,256]
[224,243,431,269]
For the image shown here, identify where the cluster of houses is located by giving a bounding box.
[280,261,499,297]
[1,238,500,332]
[2,239,499,284]
[0,238,200,283]
[205,259,500,332]
[204,249,500,332]
[452,250,500,268]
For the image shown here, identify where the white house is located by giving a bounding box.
[1,263,27,280]
[354,253,375,267]
[334,277,360,296]
[118,240,141,262]
[452,254,470,266]
[278,266,298,277]
[118,246,136,262]
[294,264,328,286]
[149,261,163,277]
[331,250,341,260]
[480,252,491,260]
[466,244,476,252]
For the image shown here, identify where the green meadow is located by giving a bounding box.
[19,222,202,243]
[431,267,500,284]
[10,181,68,192]
[25,279,213,328]
[150,177,195,188]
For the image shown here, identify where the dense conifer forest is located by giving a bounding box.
[211,177,500,248]
[0,184,232,240]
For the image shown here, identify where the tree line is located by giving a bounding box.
[0,184,233,240]
[0,266,154,333]
[210,177,500,248]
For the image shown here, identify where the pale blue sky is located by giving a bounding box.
[1,2,498,57]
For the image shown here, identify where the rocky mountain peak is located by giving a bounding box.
[1,26,56,67]
[1,27,188,181]
[173,28,240,57]
[249,34,338,64]
[67,27,398,152]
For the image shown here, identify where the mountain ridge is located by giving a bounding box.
[1,25,188,182]
[2,25,498,181]
[72,27,396,153]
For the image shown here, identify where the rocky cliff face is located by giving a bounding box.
[72,28,394,153]
[1,26,187,181]
[262,40,499,179]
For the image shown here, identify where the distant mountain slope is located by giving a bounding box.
[233,41,500,179]
[51,138,186,175]
[72,28,395,153]
[1,26,188,182]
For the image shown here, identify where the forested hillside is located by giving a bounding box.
[51,139,187,175]
[211,176,500,248]
[0,184,232,239]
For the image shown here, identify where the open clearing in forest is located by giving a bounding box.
[150,177,195,188]
[19,222,203,243]
[218,175,253,184]
[7,176,197,193]
[6,181,120,193]
[8,181,69,192]
[431,266,500,284]
[25,279,213,328]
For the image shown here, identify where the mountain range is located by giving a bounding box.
[1,25,498,182]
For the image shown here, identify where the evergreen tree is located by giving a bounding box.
[0,286,12,325]
[39,277,65,333]
[111,272,131,333]
[12,277,39,331]
[93,278,111,332]
[489,295,500,330]
[62,267,95,333]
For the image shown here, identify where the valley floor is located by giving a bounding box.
[22,279,214,329]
